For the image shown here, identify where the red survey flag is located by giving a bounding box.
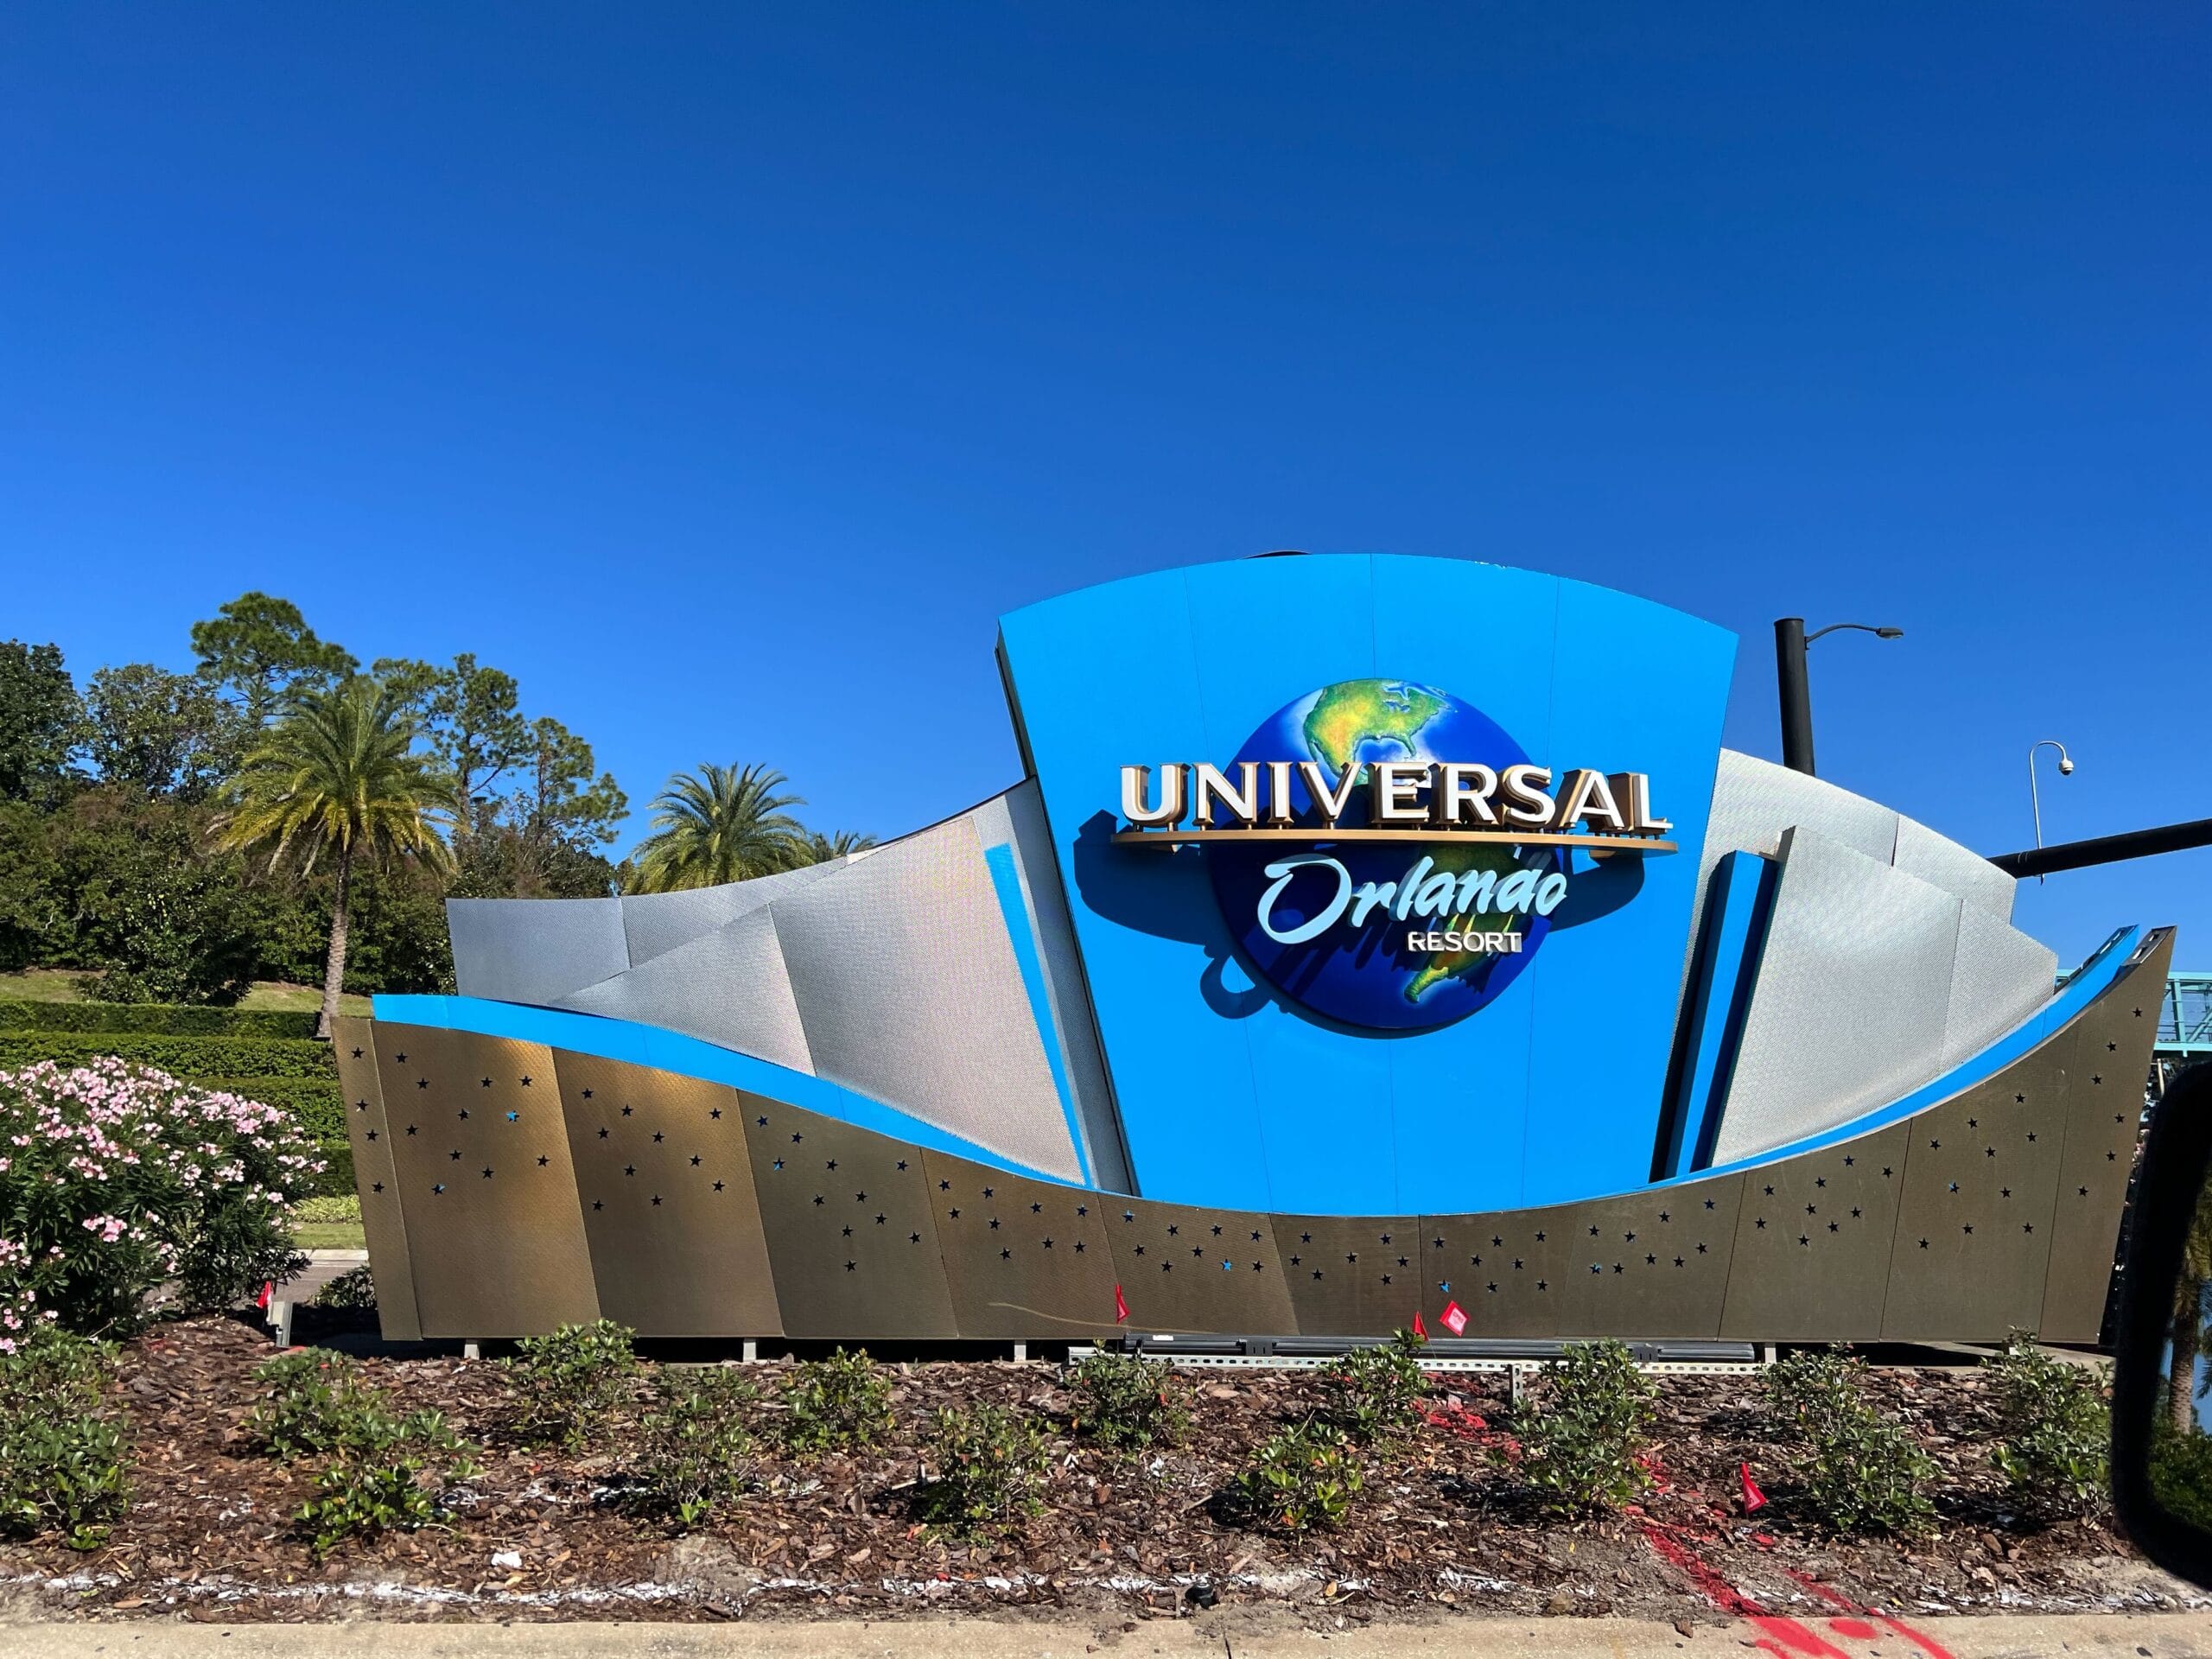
[1440,1299,1468,1336]
[1411,1310,1427,1340]
[256,1280,272,1311]
[1739,1461,1767,1513]
[1114,1283,1128,1324]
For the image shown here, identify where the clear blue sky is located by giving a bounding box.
[3,5,2206,971]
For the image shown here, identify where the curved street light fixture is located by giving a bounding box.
[2028,739,2075,885]
[1772,619,1907,776]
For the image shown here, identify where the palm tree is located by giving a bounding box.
[213,680,456,1039]
[2173,1180,2212,1433]
[802,828,878,863]
[627,763,810,893]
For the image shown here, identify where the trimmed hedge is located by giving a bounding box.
[0,1033,337,1080]
[0,1000,319,1040]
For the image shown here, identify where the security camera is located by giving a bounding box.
[2058,757,2075,775]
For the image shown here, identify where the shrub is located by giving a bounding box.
[506,1319,639,1447]
[1069,1352,1189,1450]
[0,1033,337,1080]
[0,1001,316,1039]
[1984,1333,2111,1519]
[2151,1421,2212,1535]
[1510,1339,1658,1514]
[250,1349,379,1459]
[0,1325,130,1548]
[784,1347,895,1452]
[636,1368,758,1529]
[1236,1421,1363,1533]
[1764,1347,1936,1535]
[312,1263,377,1311]
[295,1405,476,1559]
[918,1403,1049,1533]
[1317,1330,1428,1446]
[0,1057,322,1337]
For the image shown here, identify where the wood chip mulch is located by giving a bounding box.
[0,1316,2196,1626]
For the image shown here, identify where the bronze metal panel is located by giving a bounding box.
[1416,1208,1571,1339]
[740,1094,957,1340]
[332,1018,420,1341]
[1272,1214,1422,1338]
[373,1025,600,1337]
[1880,1052,2071,1341]
[552,1051,781,1337]
[1718,1123,1908,1341]
[1102,1196,1297,1337]
[2042,933,2172,1340]
[1554,1173,1746,1338]
[921,1151,1122,1340]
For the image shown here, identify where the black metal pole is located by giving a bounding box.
[1986,817,2212,880]
[1774,617,1815,775]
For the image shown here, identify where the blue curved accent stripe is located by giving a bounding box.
[983,842,1093,1185]
[370,994,1067,1185]
[1660,925,2143,1187]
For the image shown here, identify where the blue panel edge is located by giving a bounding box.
[983,842,1094,1185]
[1660,924,2143,1187]
[370,993,1068,1185]
[1656,850,1777,1179]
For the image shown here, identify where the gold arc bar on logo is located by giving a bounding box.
[1109,828,1677,855]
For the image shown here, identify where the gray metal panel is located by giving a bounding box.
[1103,1196,1296,1337]
[1894,815,2018,925]
[448,896,629,1007]
[1711,828,1962,1163]
[996,779,1133,1195]
[1417,1210,1571,1338]
[773,813,1084,1182]
[1553,1176,1745,1338]
[557,906,817,1075]
[1272,1215,1422,1337]
[618,864,841,970]
[1718,1124,1909,1341]
[1942,902,2057,1069]
[923,1150,1122,1340]
[332,1018,421,1341]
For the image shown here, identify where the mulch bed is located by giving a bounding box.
[0,1316,2194,1626]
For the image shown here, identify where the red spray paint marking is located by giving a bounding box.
[1782,1566,1959,1659]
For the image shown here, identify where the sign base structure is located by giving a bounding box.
[342,556,2175,1348]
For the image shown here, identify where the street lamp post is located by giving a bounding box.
[1772,618,1905,776]
[2028,739,2075,885]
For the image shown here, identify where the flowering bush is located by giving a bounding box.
[0,1057,322,1340]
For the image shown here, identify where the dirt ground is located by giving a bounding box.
[1,1316,2200,1628]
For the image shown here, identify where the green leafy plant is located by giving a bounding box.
[1764,1346,1936,1535]
[1068,1352,1189,1450]
[918,1402,1049,1534]
[311,1263,378,1311]
[0,1325,130,1548]
[783,1347,894,1453]
[1317,1330,1428,1446]
[505,1319,639,1448]
[289,1395,474,1559]
[636,1368,757,1529]
[248,1348,390,1459]
[1236,1421,1363,1533]
[1984,1332,2111,1519]
[1510,1339,1659,1514]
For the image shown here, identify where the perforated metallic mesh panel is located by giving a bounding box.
[1894,816,2017,924]
[773,814,1082,1182]
[1942,902,2057,1069]
[552,1051,781,1337]
[559,906,816,1075]
[924,1150,1122,1339]
[332,1018,421,1340]
[1103,1196,1296,1337]
[1712,829,1961,1163]
[371,1027,600,1338]
[2040,932,2172,1340]
[448,896,629,1007]
[618,864,839,970]
[1272,1215,1421,1336]
[741,1094,957,1339]
[1719,1124,1909,1341]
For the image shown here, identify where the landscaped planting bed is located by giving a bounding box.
[0,1316,2191,1627]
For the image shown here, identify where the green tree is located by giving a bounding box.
[212,681,456,1036]
[371,653,530,846]
[626,764,807,893]
[801,829,878,863]
[190,593,357,727]
[81,663,248,801]
[61,791,263,1002]
[506,716,627,890]
[0,641,84,805]
[0,801,67,970]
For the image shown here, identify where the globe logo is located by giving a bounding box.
[1203,679,1564,1032]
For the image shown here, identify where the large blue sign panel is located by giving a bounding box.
[998,555,1737,1216]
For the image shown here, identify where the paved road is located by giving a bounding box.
[5,1615,2211,1659]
